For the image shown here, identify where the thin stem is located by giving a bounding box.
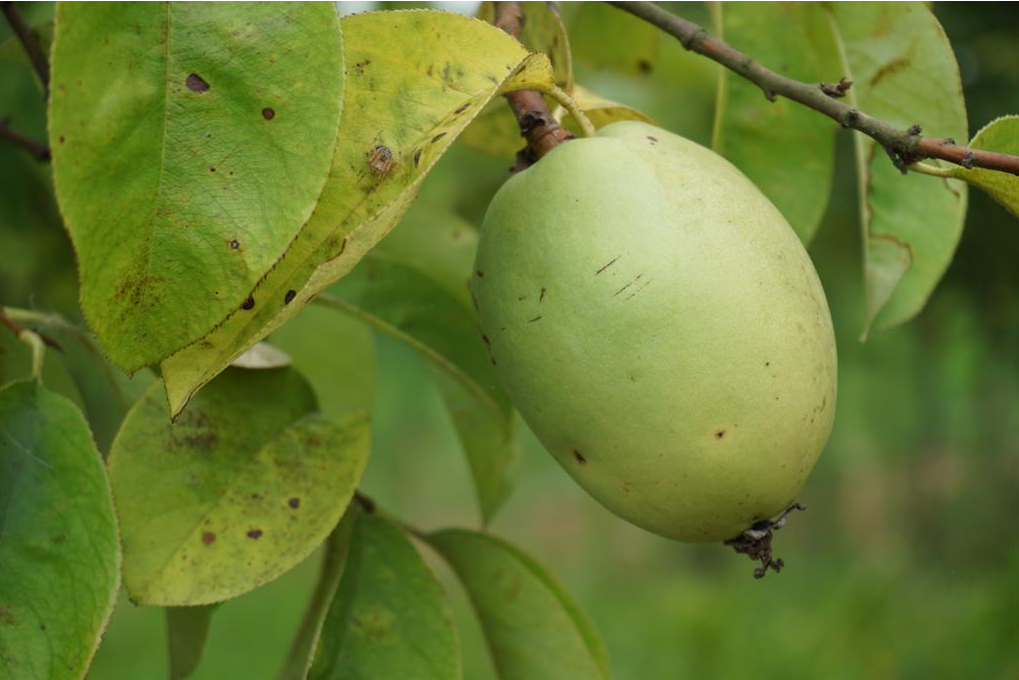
[608,1,1019,177]
[1,1,49,98]
[20,329,45,378]
[547,85,596,137]
[0,117,50,162]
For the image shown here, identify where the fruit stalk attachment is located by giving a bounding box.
[724,503,806,579]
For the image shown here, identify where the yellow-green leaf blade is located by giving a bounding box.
[945,115,1019,217]
[829,2,969,335]
[49,2,344,371]
[0,380,120,680]
[428,529,610,680]
[309,510,460,680]
[712,2,840,244]
[108,367,370,605]
[160,9,558,416]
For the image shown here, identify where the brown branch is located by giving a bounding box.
[493,1,573,170]
[0,117,51,161]
[1,2,49,99]
[608,1,1019,177]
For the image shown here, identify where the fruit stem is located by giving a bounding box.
[492,1,577,168]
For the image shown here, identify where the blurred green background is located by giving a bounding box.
[1,2,1016,679]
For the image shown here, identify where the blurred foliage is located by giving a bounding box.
[0,2,1016,679]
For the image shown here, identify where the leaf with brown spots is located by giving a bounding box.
[828,3,968,336]
[49,3,344,372]
[160,9,561,417]
[428,529,611,680]
[308,510,459,680]
[108,367,370,605]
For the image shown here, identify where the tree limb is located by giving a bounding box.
[493,1,573,169]
[608,1,1019,177]
[0,116,51,161]
[1,1,49,99]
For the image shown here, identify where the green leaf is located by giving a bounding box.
[278,509,358,680]
[107,367,370,605]
[944,115,1019,217]
[319,205,518,523]
[309,510,460,680]
[160,9,560,417]
[568,2,661,76]
[166,605,217,680]
[712,2,840,244]
[828,2,969,336]
[428,529,610,680]
[49,2,345,372]
[0,380,120,680]
[269,303,376,418]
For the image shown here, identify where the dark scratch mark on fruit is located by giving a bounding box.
[595,256,620,275]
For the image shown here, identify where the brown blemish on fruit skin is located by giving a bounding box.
[476,270,485,278]
[572,449,587,464]
[431,132,447,143]
[262,107,275,120]
[539,287,546,302]
[284,289,296,304]
[528,314,542,323]
[202,531,216,545]
[413,148,422,166]
[228,239,240,250]
[288,497,300,509]
[241,296,255,310]
[595,256,619,275]
[186,73,210,92]
[246,529,263,539]
[715,429,727,440]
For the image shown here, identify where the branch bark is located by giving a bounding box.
[609,1,1019,177]
[493,1,573,170]
[0,117,51,161]
[1,1,50,99]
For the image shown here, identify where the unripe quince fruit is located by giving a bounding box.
[472,121,837,542]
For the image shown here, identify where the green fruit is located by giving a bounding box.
[472,121,837,542]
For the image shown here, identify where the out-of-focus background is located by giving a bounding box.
[1,2,1016,679]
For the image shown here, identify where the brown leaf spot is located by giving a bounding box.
[262,107,275,120]
[637,59,653,74]
[229,239,240,250]
[284,289,296,304]
[202,531,216,545]
[454,102,471,114]
[246,529,263,540]
[367,145,394,175]
[715,429,726,440]
[431,132,447,143]
[288,497,300,509]
[186,73,210,92]
[241,296,255,310]
[413,148,422,166]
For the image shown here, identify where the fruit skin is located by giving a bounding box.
[472,121,837,542]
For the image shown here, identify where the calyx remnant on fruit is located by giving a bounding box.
[472,121,837,551]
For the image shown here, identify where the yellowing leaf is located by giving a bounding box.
[108,367,370,605]
[0,380,120,680]
[945,115,1019,218]
[160,10,559,417]
[713,2,840,244]
[49,3,345,372]
[828,2,968,335]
